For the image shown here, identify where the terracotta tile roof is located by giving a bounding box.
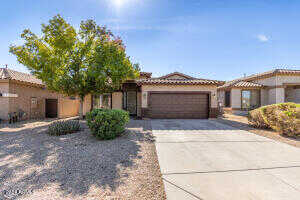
[241,68,300,81]
[140,72,152,78]
[275,69,300,74]
[0,68,44,86]
[219,81,264,89]
[137,71,224,86]
[234,81,264,87]
[137,78,223,86]
[218,68,300,90]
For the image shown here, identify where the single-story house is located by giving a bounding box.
[218,69,300,114]
[0,67,80,121]
[8,67,297,120]
[83,72,224,119]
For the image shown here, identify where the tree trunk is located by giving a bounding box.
[79,96,84,119]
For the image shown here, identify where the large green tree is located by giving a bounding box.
[10,15,139,118]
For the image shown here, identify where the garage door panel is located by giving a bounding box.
[150,113,206,119]
[150,108,207,112]
[150,103,208,106]
[151,100,208,104]
[149,93,209,119]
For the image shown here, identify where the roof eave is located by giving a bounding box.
[218,85,265,90]
[9,79,46,88]
[0,79,9,83]
[241,69,300,82]
[137,82,222,86]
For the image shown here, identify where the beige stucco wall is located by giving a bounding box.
[0,81,10,120]
[252,75,300,104]
[276,88,285,103]
[9,82,59,120]
[253,76,277,86]
[0,81,9,92]
[59,97,80,118]
[268,88,277,105]
[83,94,92,116]
[250,90,260,106]
[6,81,79,120]
[231,89,241,109]
[141,85,218,108]
[260,89,269,106]
[112,92,123,110]
[276,75,300,85]
[275,75,300,104]
[224,75,291,109]
[267,88,285,104]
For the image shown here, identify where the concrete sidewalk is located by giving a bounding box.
[152,119,300,200]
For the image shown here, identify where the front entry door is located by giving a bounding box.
[123,91,137,115]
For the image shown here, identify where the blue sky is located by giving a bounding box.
[1,0,300,80]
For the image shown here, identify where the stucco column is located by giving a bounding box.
[275,87,285,103]
[112,92,123,110]
[141,91,148,108]
[260,89,268,106]
[231,89,241,109]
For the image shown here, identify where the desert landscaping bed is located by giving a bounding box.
[215,114,300,148]
[0,119,166,200]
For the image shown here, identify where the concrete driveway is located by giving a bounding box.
[151,119,300,200]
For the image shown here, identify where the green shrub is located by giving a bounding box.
[47,120,81,136]
[86,109,130,140]
[248,103,300,137]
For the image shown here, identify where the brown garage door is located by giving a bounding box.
[46,99,58,118]
[149,92,209,119]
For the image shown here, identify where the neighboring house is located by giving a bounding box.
[0,68,80,121]
[218,69,300,114]
[84,72,224,119]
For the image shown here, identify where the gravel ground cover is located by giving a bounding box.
[214,114,300,148]
[0,118,166,200]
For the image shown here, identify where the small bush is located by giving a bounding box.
[247,109,269,129]
[47,120,81,136]
[86,109,130,140]
[248,103,300,137]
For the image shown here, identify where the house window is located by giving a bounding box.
[92,94,111,109]
[241,90,260,110]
